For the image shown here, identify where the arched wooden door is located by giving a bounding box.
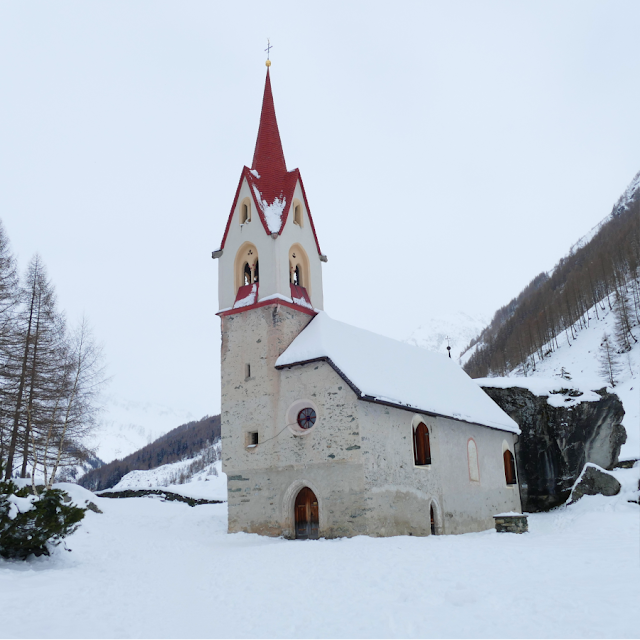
[294,487,319,540]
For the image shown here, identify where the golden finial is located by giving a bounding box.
[265,38,272,67]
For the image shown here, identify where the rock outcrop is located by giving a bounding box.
[481,385,626,512]
[569,464,621,503]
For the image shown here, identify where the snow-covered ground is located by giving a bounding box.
[1,469,637,639]
[88,394,199,463]
[489,297,639,461]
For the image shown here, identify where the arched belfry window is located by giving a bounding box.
[504,449,516,485]
[467,439,479,482]
[234,243,259,294]
[289,244,311,295]
[413,422,431,466]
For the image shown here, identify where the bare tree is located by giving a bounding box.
[3,255,66,480]
[598,332,622,388]
[44,316,106,488]
[0,220,19,467]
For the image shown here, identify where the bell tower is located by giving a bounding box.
[212,66,326,314]
[213,64,328,535]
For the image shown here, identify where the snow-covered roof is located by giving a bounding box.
[276,312,520,433]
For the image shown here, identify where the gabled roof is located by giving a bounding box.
[275,312,520,434]
[217,69,323,255]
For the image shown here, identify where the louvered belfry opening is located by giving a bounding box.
[504,450,517,485]
[413,423,431,466]
[294,487,319,540]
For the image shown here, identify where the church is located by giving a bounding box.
[213,63,522,539]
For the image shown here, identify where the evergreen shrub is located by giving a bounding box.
[0,470,85,560]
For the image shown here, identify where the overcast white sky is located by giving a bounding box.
[0,1,638,425]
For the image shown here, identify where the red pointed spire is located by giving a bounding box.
[251,69,287,180]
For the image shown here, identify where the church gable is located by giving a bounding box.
[276,312,519,433]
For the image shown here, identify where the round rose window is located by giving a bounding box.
[297,407,317,430]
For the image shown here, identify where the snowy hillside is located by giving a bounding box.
[108,441,226,502]
[1,468,637,638]
[485,296,639,461]
[87,394,197,463]
[405,310,488,360]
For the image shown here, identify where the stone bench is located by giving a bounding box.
[493,512,528,533]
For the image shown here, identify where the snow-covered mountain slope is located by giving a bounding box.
[405,310,488,360]
[567,169,640,257]
[87,394,197,463]
[487,297,639,461]
[107,441,226,501]
[2,466,637,638]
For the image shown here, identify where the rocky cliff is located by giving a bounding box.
[481,385,626,512]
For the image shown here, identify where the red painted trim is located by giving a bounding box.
[296,172,323,256]
[217,298,317,318]
[219,169,248,251]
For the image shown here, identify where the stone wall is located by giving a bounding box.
[481,386,626,512]
[222,304,366,538]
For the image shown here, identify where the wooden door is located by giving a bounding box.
[294,487,319,540]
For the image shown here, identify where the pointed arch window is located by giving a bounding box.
[413,422,431,466]
[467,439,479,482]
[504,449,517,485]
[240,200,251,225]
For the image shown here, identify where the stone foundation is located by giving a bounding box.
[494,513,528,533]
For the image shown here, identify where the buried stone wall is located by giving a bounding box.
[481,385,626,512]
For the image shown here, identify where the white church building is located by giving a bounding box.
[213,65,522,539]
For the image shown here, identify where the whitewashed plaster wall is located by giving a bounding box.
[358,402,522,535]
[217,177,324,311]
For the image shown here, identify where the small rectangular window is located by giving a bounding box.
[245,363,251,380]
[247,431,258,448]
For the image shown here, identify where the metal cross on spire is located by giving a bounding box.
[265,38,273,60]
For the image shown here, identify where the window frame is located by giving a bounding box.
[503,449,517,485]
[413,422,432,467]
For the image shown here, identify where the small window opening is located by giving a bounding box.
[504,449,517,485]
[247,431,258,447]
[245,363,251,380]
[254,260,259,283]
[243,263,251,286]
[430,505,436,535]
[240,203,250,224]
[297,407,317,430]
[468,439,480,482]
[294,204,302,226]
[413,422,431,466]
